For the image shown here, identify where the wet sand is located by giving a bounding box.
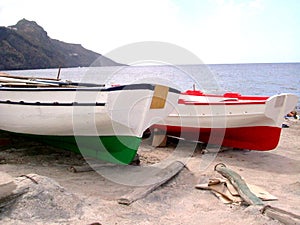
[0,119,299,224]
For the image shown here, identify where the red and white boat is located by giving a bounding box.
[152,90,298,150]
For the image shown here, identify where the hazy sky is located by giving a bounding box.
[0,0,299,64]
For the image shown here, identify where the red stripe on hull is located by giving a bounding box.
[152,125,282,151]
[181,90,269,100]
[178,99,266,105]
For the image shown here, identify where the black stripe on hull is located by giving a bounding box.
[0,100,105,106]
[0,83,180,94]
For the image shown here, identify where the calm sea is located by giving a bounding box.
[6,63,300,109]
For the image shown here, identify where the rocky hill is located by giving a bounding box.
[0,19,120,70]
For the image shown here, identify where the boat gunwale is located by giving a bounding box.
[0,83,180,93]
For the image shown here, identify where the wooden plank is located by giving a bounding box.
[150,85,169,109]
[209,182,243,203]
[261,205,300,225]
[152,134,167,147]
[152,129,167,147]
[195,178,242,204]
[248,184,278,201]
[118,161,185,205]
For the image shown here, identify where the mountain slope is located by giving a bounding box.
[0,19,120,70]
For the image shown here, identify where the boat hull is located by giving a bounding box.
[153,92,298,150]
[153,125,281,150]
[0,84,179,163]
[14,133,141,164]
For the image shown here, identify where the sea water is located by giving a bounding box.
[6,63,300,109]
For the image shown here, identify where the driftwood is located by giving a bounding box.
[214,163,300,224]
[118,161,185,205]
[261,205,300,225]
[214,163,264,206]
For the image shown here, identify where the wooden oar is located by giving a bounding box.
[0,72,59,81]
[35,79,105,87]
[0,77,59,87]
[0,72,105,88]
[0,82,52,87]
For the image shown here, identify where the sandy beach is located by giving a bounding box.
[0,118,299,225]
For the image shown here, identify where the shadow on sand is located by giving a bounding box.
[216,149,299,175]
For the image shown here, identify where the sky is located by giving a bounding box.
[0,0,299,64]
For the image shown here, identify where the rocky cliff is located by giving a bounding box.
[0,19,120,70]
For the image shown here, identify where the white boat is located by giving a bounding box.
[0,76,180,164]
[152,90,298,150]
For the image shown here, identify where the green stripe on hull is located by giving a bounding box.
[2,130,141,164]
[40,135,141,164]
